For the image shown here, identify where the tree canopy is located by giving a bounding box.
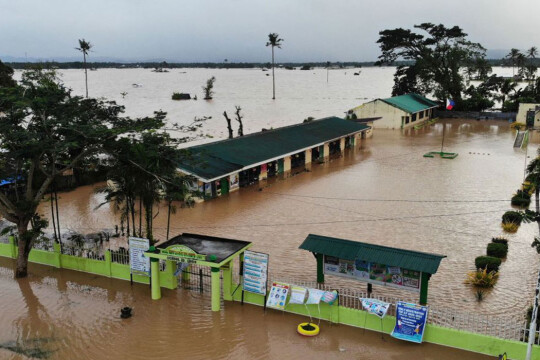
[376,23,489,109]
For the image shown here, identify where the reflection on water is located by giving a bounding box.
[0,258,491,359]
[30,119,537,321]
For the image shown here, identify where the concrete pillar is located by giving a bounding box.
[222,261,233,301]
[340,137,345,153]
[355,133,362,147]
[163,260,178,290]
[260,165,268,180]
[283,156,291,177]
[211,267,221,311]
[323,143,330,161]
[151,258,161,300]
[105,249,112,276]
[305,149,312,164]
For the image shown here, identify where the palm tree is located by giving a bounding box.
[498,78,517,108]
[75,39,92,98]
[266,33,284,100]
[528,47,538,60]
[505,48,522,78]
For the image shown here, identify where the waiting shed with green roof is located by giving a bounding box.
[350,93,439,130]
[178,117,370,200]
[299,234,446,304]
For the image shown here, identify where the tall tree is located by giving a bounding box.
[505,48,522,78]
[266,33,284,100]
[376,23,488,109]
[75,39,92,98]
[0,67,164,277]
[0,59,16,88]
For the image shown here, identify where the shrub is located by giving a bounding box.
[487,242,508,258]
[475,256,501,272]
[465,268,499,288]
[492,237,508,245]
[501,222,519,233]
[511,190,531,208]
[502,211,522,225]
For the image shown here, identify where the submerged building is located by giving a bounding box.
[517,103,540,128]
[349,93,438,129]
[178,116,370,200]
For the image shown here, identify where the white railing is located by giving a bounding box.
[110,250,129,265]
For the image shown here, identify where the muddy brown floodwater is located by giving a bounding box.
[0,119,532,358]
[0,258,492,359]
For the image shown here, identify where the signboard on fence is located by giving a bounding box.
[243,250,269,296]
[129,237,150,277]
[323,256,421,292]
[360,298,391,318]
[391,301,429,343]
[266,282,289,310]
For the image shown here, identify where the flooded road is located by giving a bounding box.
[34,119,537,319]
[0,258,492,359]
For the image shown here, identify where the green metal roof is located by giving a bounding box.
[179,117,369,181]
[299,234,446,274]
[380,93,438,114]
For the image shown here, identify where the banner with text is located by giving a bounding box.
[360,298,391,318]
[129,237,150,277]
[391,301,429,343]
[243,250,269,296]
[323,256,421,292]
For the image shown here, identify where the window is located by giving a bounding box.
[412,113,417,122]
[405,116,410,124]
[419,111,424,118]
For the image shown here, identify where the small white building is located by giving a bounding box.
[349,93,439,129]
[517,103,540,128]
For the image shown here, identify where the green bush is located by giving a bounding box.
[475,256,501,272]
[487,242,508,258]
[171,92,191,100]
[502,211,522,225]
[491,237,508,245]
[511,190,531,208]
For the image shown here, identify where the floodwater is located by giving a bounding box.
[0,258,492,359]
[1,67,534,358]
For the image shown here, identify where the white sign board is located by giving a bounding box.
[243,250,269,295]
[129,237,150,277]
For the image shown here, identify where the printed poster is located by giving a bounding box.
[129,237,150,277]
[289,286,307,304]
[243,250,269,296]
[391,302,429,343]
[360,298,391,318]
[266,282,290,310]
[306,288,325,304]
[229,173,239,190]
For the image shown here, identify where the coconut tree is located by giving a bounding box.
[75,39,92,98]
[505,48,522,78]
[266,33,284,100]
[528,47,538,60]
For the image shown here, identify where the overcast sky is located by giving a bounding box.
[1,0,539,62]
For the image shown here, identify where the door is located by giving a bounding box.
[220,178,229,195]
[277,159,284,174]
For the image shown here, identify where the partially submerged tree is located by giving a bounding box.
[235,106,244,136]
[75,39,93,98]
[266,33,284,100]
[203,76,216,100]
[222,111,234,139]
[0,59,16,88]
[0,67,166,277]
[376,23,489,109]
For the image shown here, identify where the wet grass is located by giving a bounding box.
[0,337,57,359]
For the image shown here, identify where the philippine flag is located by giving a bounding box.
[446,99,455,110]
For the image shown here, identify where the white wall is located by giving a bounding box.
[517,103,540,127]
[352,100,407,129]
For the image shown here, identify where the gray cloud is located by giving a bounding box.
[1,0,539,62]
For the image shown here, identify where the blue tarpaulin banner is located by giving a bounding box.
[391,301,429,343]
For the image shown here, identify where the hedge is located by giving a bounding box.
[487,243,508,258]
[492,237,508,245]
[475,256,502,272]
[502,211,523,225]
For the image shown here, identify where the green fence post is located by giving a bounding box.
[8,235,16,259]
[105,250,112,277]
[420,272,430,305]
[316,253,325,283]
[211,267,221,311]
[164,260,177,290]
[151,258,161,300]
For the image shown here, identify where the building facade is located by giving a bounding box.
[350,93,439,130]
[517,103,540,128]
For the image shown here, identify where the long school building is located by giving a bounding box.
[178,117,370,200]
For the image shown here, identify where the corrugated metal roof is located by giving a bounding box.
[179,117,369,181]
[299,234,446,274]
[380,93,439,114]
